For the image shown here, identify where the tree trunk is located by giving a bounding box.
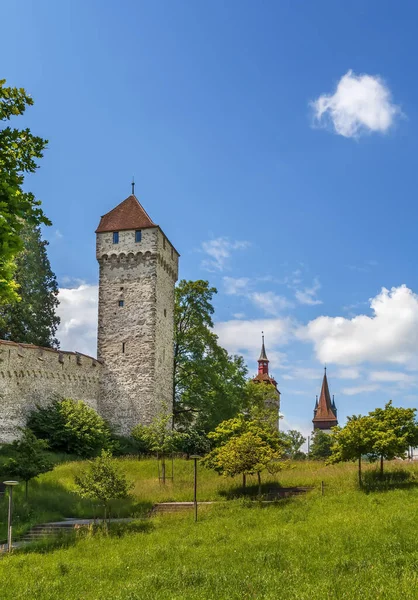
[257,471,262,497]
[25,480,28,501]
[380,455,384,477]
[358,455,362,488]
[242,473,246,493]
[103,504,108,531]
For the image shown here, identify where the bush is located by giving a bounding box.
[111,435,149,456]
[27,399,112,457]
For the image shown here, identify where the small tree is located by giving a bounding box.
[368,401,418,475]
[174,427,211,458]
[132,409,180,483]
[1,428,53,499]
[204,413,286,492]
[27,399,112,457]
[309,430,333,460]
[329,416,375,487]
[75,450,133,523]
[282,430,306,460]
[205,431,282,496]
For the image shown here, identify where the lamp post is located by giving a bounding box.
[3,481,19,553]
[190,455,201,522]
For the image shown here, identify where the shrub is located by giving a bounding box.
[27,399,112,457]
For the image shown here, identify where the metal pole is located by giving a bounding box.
[7,485,13,553]
[194,457,198,522]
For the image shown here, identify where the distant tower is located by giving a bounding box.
[96,192,179,434]
[252,333,280,424]
[313,368,338,433]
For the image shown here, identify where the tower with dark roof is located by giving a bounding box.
[252,334,280,424]
[313,368,338,433]
[96,193,179,434]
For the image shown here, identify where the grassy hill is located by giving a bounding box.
[1,458,418,599]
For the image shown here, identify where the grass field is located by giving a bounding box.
[2,458,418,599]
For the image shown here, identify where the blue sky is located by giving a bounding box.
[4,0,418,435]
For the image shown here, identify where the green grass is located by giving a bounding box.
[2,459,418,598]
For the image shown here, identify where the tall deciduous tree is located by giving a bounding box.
[0,80,50,304]
[173,280,247,431]
[0,224,60,347]
[282,430,306,460]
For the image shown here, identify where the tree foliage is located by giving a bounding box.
[329,416,376,486]
[27,399,112,457]
[0,80,50,303]
[75,450,133,522]
[282,429,306,460]
[368,401,418,473]
[0,224,60,346]
[173,280,248,431]
[203,412,286,494]
[309,430,333,460]
[0,428,53,499]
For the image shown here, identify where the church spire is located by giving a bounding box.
[258,332,269,374]
[312,368,338,432]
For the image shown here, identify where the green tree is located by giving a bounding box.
[173,280,247,431]
[329,416,375,486]
[132,408,181,483]
[173,427,211,458]
[0,224,60,346]
[282,429,306,460]
[207,430,282,495]
[75,450,133,523]
[368,401,418,476]
[1,428,53,499]
[204,413,286,491]
[309,430,333,460]
[0,80,50,304]
[27,399,112,457]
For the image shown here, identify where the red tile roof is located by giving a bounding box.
[96,195,156,233]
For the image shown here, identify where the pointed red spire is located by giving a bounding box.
[258,332,269,375]
[313,368,338,430]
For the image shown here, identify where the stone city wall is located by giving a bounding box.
[0,340,101,444]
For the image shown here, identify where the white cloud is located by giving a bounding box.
[201,238,250,271]
[369,371,415,383]
[56,284,98,357]
[337,368,361,380]
[215,317,292,367]
[299,285,418,366]
[232,312,245,319]
[250,291,293,316]
[341,384,380,396]
[311,70,401,138]
[295,279,322,306]
[223,276,250,295]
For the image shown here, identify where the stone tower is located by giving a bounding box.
[252,333,280,426]
[312,368,338,433]
[96,193,179,434]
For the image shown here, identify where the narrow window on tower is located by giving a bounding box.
[135,230,142,243]
[122,342,125,354]
[163,237,166,249]
[118,300,124,307]
[113,231,119,244]
[164,309,167,317]
[171,247,174,259]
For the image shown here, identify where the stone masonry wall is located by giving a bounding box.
[155,229,179,414]
[96,227,178,435]
[0,340,101,444]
